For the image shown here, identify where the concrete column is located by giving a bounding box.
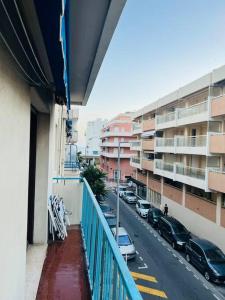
[216,194,222,226]
[182,184,186,206]
[146,171,149,202]
[33,113,50,244]
[161,176,164,195]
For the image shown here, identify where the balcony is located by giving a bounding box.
[176,101,208,126]
[209,133,225,153]
[102,131,132,138]
[101,151,133,158]
[40,177,142,300]
[155,135,207,155]
[211,95,225,117]
[142,158,154,171]
[143,119,155,131]
[208,169,225,193]
[142,139,154,151]
[130,156,142,169]
[130,140,141,151]
[132,122,142,135]
[101,141,130,147]
[155,111,176,130]
[154,160,207,190]
[155,101,209,130]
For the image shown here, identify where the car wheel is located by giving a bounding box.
[204,271,210,281]
[172,241,176,250]
[158,229,162,236]
[186,253,191,263]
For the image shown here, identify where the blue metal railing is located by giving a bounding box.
[64,161,78,170]
[81,178,142,300]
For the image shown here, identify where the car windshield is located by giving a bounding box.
[126,192,135,197]
[205,248,225,263]
[140,203,150,209]
[153,210,163,217]
[119,187,126,191]
[172,223,188,234]
[118,235,131,246]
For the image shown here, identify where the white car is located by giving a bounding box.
[136,199,151,218]
[123,191,137,204]
[115,185,127,197]
[112,227,136,260]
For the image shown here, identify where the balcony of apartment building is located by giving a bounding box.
[130,156,142,169]
[101,149,133,158]
[142,138,154,151]
[155,101,209,130]
[208,168,225,193]
[101,140,130,148]
[211,85,225,117]
[154,159,207,190]
[155,135,207,155]
[209,133,225,154]
[36,177,142,300]
[130,140,141,151]
[102,129,132,138]
[141,152,154,172]
[132,121,142,135]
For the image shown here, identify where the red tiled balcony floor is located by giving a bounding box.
[36,225,91,300]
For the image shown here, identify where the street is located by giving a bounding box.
[106,191,225,300]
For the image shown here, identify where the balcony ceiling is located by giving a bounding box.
[68,0,126,106]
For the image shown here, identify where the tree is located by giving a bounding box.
[77,151,83,164]
[81,165,108,201]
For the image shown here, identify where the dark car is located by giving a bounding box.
[158,216,191,250]
[186,238,225,283]
[99,204,112,213]
[147,208,163,228]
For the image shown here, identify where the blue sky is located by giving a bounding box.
[78,0,225,145]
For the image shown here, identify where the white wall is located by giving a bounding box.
[0,45,31,300]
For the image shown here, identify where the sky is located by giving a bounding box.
[78,0,225,145]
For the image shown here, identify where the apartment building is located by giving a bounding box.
[85,118,108,156]
[131,65,225,252]
[100,113,135,181]
[0,1,127,299]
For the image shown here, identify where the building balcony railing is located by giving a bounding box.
[211,95,225,117]
[154,160,207,190]
[155,101,209,130]
[130,140,141,151]
[53,177,142,300]
[132,122,142,135]
[142,139,154,151]
[155,135,207,155]
[101,151,133,158]
[101,141,130,147]
[102,131,132,138]
[209,133,225,153]
[130,156,141,169]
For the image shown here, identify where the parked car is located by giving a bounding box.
[99,204,113,213]
[112,227,136,260]
[115,185,127,197]
[136,199,151,218]
[148,207,163,228]
[104,212,118,228]
[123,191,137,203]
[158,216,191,250]
[186,238,225,283]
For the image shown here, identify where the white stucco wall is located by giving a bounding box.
[0,45,31,300]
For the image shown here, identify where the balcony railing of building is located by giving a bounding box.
[131,156,141,164]
[53,177,142,300]
[156,101,208,128]
[156,111,175,125]
[177,101,207,120]
[130,140,141,147]
[155,137,174,147]
[154,159,206,181]
[176,135,207,147]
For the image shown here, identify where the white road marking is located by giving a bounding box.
[213,294,222,300]
[173,253,177,258]
[203,284,209,290]
[179,259,184,264]
[138,263,148,270]
[136,250,139,255]
[186,266,191,271]
[194,274,199,280]
[139,256,143,261]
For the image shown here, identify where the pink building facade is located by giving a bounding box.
[100,113,135,181]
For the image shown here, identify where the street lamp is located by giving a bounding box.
[116,141,127,244]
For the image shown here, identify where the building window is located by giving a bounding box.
[148,189,161,207]
[186,185,215,203]
[222,194,225,208]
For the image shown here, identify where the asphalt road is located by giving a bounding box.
[106,191,225,300]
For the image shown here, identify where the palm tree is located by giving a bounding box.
[81,165,108,201]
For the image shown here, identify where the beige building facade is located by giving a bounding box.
[131,65,225,252]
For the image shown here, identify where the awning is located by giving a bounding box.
[141,130,155,138]
[129,177,146,187]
